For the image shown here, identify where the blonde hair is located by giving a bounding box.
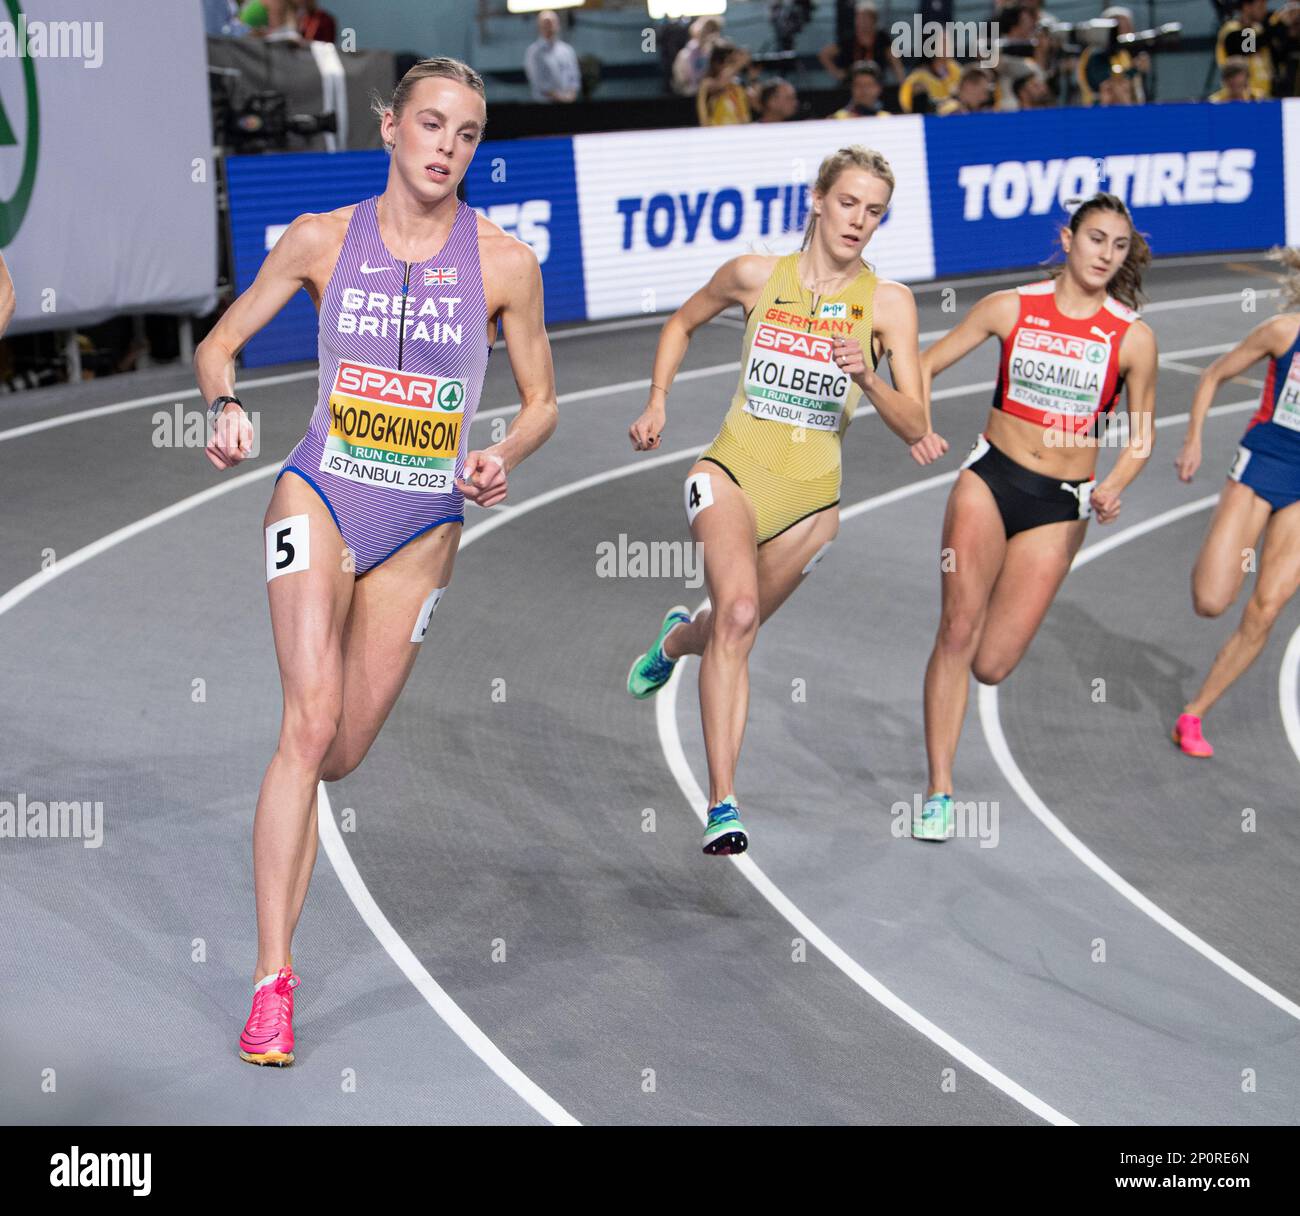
[801,146,896,251]
[373,57,487,150]
[1045,191,1151,311]
[1268,245,1300,310]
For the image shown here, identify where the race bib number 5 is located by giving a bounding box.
[320,360,465,493]
[743,324,849,430]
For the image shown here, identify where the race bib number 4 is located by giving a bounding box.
[1006,329,1107,420]
[743,323,849,431]
[1272,360,1300,432]
[320,360,464,493]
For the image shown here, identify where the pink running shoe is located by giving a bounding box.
[239,966,300,1066]
[1171,713,1214,758]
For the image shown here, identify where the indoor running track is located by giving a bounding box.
[1,253,1296,1125]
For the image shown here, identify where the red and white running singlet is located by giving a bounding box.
[991,280,1138,434]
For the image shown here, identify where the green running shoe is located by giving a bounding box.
[626,605,691,699]
[702,796,748,856]
[912,793,953,841]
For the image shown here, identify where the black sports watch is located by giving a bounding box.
[207,394,243,424]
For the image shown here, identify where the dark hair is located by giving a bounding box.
[373,57,487,149]
[850,59,881,81]
[1220,57,1249,81]
[1046,192,1151,310]
[758,77,792,109]
[707,40,737,76]
[1001,3,1030,28]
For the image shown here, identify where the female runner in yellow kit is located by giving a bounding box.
[625,145,946,855]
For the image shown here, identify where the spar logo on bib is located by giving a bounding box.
[743,323,850,430]
[1006,328,1107,420]
[320,360,465,494]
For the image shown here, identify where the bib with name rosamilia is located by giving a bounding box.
[321,360,464,494]
[994,280,1136,434]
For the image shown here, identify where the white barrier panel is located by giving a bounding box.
[1286,99,1300,250]
[572,116,934,321]
[0,0,217,333]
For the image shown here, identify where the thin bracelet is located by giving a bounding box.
[650,382,669,395]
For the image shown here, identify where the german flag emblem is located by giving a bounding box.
[851,304,864,320]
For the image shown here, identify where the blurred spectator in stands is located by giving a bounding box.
[1216,0,1274,98]
[241,0,302,42]
[525,9,581,104]
[1076,8,1150,104]
[820,2,905,86]
[898,32,961,113]
[1096,66,1137,104]
[831,60,892,117]
[296,1,336,43]
[1268,1,1300,95]
[1209,55,1264,99]
[672,15,725,96]
[755,78,800,122]
[1012,63,1054,108]
[697,41,754,125]
[991,4,1050,109]
[204,0,248,36]
[937,66,995,113]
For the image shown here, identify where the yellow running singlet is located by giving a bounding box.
[698,252,878,543]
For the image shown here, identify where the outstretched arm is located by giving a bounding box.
[920,288,1014,413]
[1176,315,1286,481]
[630,254,769,451]
[1092,320,1157,521]
[465,239,558,508]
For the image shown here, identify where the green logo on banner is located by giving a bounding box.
[0,0,40,246]
[437,381,463,410]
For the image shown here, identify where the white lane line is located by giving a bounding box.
[656,591,1072,1126]
[0,463,579,1128]
[1281,624,1300,775]
[977,496,1300,1024]
[651,395,1287,1124]
[2,284,1268,445]
[314,784,576,1125]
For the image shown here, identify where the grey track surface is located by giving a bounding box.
[1,257,1296,1124]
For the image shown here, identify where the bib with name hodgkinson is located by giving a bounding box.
[321,360,464,494]
[1272,358,1300,431]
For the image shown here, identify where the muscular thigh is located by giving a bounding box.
[339,519,462,725]
[1254,499,1300,606]
[263,473,354,708]
[977,517,1086,671]
[686,461,759,604]
[1193,479,1272,605]
[940,470,1008,622]
[755,505,840,624]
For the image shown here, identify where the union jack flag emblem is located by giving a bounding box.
[424,266,458,286]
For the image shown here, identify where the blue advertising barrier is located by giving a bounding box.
[923,101,1287,276]
[226,137,585,368]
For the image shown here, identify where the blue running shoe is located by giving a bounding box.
[702,796,748,856]
[626,605,692,699]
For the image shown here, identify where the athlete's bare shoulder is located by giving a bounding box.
[1252,310,1300,356]
[967,286,1020,336]
[725,252,779,293]
[475,209,539,276]
[270,207,352,285]
[872,278,915,308]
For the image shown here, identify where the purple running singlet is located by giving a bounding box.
[277,195,490,573]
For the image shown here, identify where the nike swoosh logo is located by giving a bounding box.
[774,297,799,305]
[360,262,391,274]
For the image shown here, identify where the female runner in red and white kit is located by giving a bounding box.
[195,59,558,1064]
[1171,247,1300,757]
[917,192,1159,839]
